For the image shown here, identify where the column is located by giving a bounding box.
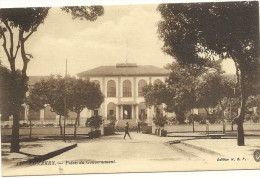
[133,77,136,102]
[162,104,166,116]
[116,105,119,121]
[104,102,107,120]
[147,108,150,124]
[136,105,139,122]
[40,109,45,125]
[56,114,60,126]
[24,105,29,122]
[131,105,134,120]
[121,105,123,120]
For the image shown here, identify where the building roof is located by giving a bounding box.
[77,63,170,77]
[28,76,49,86]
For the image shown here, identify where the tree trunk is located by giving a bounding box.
[10,108,20,152]
[192,117,195,133]
[59,115,63,135]
[29,120,32,140]
[20,39,29,77]
[222,110,225,134]
[74,112,80,138]
[237,69,247,146]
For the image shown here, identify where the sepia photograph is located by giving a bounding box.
[0,0,259,177]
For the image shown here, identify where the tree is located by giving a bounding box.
[197,72,237,132]
[28,76,104,138]
[198,72,236,114]
[27,75,68,135]
[158,2,259,145]
[0,6,104,152]
[67,78,104,137]
[143,62,202,124]
[0,62,27,152]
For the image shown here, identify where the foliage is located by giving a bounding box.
[188,114,203,124]
[246,95,260,110]
[86,115,103,131]
[27,75,104,118]
[107,115,116,127]
[153,114,168,127]
[197,72,236,109]
[158,2,259,145]
[67,77,104,114]
[61,6,104,21]
[143,82,168,109]
[0,63,28,119]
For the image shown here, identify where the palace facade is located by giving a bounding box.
[77,63,170,127]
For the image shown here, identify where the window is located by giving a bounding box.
[109,110,114,116]
[107,102,116,120]
[138,79,147,97]
[154,79,162,85]
[107,80,116,97]
[123,80,132,97]
[94,109,99,116]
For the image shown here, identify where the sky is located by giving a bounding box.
[0,3,236,77]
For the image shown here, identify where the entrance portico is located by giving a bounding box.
[116,101,138,127]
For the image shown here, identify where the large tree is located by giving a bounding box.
[27,75,67,135]
[0,6,104,152]
[67,77,104,137]
[143,62,203,124]
[27,76,104,138]
[158,1,259,145]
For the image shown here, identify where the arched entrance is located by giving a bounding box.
[107,102,116,125]
[138,102,147,122]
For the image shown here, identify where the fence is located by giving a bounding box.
[164,123,260,133]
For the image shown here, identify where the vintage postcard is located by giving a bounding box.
[0,1,259,177]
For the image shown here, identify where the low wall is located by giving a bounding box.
[165,123,260,133]
[1,127,93,136]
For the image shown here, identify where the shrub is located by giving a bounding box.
[107,115,116,127]
[44,123,54,127]
[86,115,103,131]
[153,114,168,127]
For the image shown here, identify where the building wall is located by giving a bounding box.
[85,75,167,127]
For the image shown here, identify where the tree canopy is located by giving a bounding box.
[157,1,259,145]
[27,75,104,136]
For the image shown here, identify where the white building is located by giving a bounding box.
[78,63,170,127]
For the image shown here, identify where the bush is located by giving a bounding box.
[86,115,103,131]
[153,114,168,127]
[107,115,116,127]
[175,112,186,124]
[44,123,54,127]
[66,123,74,127]
[20,123,30,127]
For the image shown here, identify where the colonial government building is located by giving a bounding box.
[1,63,170,127]
[78,63,170,127]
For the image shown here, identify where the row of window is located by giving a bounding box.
[93,79,162,97]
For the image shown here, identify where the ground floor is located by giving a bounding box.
[1,100,170,128]
[1,105,174,128]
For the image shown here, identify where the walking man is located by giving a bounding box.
[137,122,141,133]
[124,122,132,139]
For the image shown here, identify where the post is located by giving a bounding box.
[230,98,233,131]
[63,59,67,141]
